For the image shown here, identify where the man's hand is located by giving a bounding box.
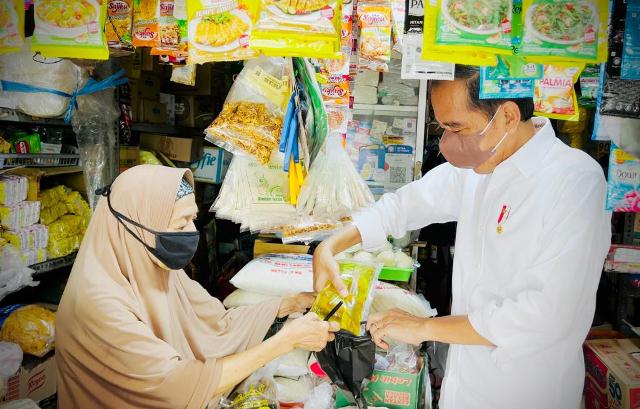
[278,293,316,318]
[367,309,428,349]
[313,241,348,297]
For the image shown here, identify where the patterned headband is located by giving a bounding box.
[176,178,194,200]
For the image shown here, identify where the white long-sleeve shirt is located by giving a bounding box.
[353,117,612,409]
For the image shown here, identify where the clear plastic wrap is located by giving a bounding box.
[0,305,55,357]
[221,362,279,409]
[297,137,374,220]
[170,64,196,86]
[205,57,288,165]
[302,382,335,409]
[371,282,437,318]
[0,246,38,302]
[0,341,22,400]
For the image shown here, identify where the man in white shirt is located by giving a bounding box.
[313,66,612,409]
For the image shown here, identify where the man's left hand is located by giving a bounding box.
[367,309,428,349]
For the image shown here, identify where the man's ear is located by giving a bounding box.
[502,101,522,130]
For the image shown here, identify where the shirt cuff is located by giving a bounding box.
[468,306,513,370]
[352,208,388,251]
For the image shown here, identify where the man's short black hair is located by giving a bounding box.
[433,65,535,122]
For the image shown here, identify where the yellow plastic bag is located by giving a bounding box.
[534,63,584,121]
[187,0,260,64]
[250,0,342,58]
[0,0,25,55]
[310,260,381,336]
[0,305,56,357]
[520,0,609,63]
[31,0,109,60]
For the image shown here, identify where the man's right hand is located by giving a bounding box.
[313,241,348,297]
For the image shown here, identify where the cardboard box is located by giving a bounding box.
[139,99,167,124]
[2,353,56,403]
[119,146,140,173]
[139,74,161,100]
[159,93,176,126]
[190,147,231,184]
[175,95,214,128]
[584,339,640,409]
[140,133,203,163]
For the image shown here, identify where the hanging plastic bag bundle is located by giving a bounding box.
[0,0,24,55]
[205,57,288,165]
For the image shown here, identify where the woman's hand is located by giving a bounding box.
[278,293,316,318]
[278,312,339,352]
[313,241,348,297]
[367,309,428,350]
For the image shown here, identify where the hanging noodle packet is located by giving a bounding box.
[31,0,109,60]
[132,0,160,47]
[205,57,288,165]
[186,0,259,63]
[521,0,609,62]
[151,0,188,57]
[106,0,134,53]
[534,63,584,121]
[0,0,24,55]
[311,260,381,336]
[250,0,342,58]
[434,0,522,55]
[357,2,392,72]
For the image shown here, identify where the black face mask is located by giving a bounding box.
[97,186,200,270]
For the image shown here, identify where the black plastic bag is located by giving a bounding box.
[315,330,376,408]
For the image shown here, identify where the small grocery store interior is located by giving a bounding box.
[0,0,638,408]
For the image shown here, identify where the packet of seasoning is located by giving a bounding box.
[11,133,42,154]
[357,2,392,72]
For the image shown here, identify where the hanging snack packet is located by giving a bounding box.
[578,63,600,108]
[357,2,392,72]
[132,0,160,47]
[435,0,522,55]
[151,0,188,57]
[521,0,609,62]
[480,68,534,99]
[0,0,24,55]
[31,0,109,60]
[187,0,260,63]
[534,63,584,121]
[250,0,342,58]
[206,57,288,165]
[106,0,134,53]
[311,260,381,336]
[486,55,542,80]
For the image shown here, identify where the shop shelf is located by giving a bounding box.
[31,252,77,275]
[0,153,80,169]
[353,104,420,113]
[0,109,68,127]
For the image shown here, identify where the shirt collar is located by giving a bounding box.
[501,116,556,178]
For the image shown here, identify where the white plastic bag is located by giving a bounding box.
[371,282,437,318]
[303,382,335,409]
[0,246,38,301]
[0,341,23,400]
[275,375,315,403]
[275,349,310,378]
[223,289,278,308]
[229,254,313,296]
[0,400,40,409]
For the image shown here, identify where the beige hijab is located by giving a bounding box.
[56,165,280,409]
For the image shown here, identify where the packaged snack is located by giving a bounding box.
[578,63,600,107]
[357,2,392,72]
[10,133,42,154]
[250,0,342,58]
[221,364,279,409]
[606,143,640,212]
[187,0,260,64]
[0,202,41,230]
[2,224,49,251]
[31,0,109,60]
[205,57,287,164]
[106,0,134,52]
[534,63,584,121]
[132,0,160,47]
[310,260,381,336]
[229,253,313,296]
[0,305,56,357]
[521,0,609,62]
[486,55,542,80]
[435,0,522,55]
[0,0,25,55]
[151,0,188,57]
[0,176,28,206]
[479,66,534,99]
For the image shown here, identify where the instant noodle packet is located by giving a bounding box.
[106,0,134,53]
[534,62,584,121]
[31,0,109,59]
[187,0,260,63]
[151,0,188,57]
[434,0,523,56]
[357,1,392,72]
[250,0,342,58]
[0,0,24,55]
[132,0,160,47]
[521,0,609,63]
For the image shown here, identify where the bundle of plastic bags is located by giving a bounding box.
[0,246,37,302]
[0,341,22,401]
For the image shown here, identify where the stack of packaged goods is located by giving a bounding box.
[39,186,92,259]
[0,176,47,266]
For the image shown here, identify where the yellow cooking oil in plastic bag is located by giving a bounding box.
[0,0,25,55]
[31,0,109,60]
[0,305,56,357]
[311,260,381,336]
[534,62,584,121]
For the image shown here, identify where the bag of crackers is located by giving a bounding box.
[205,56,289,164]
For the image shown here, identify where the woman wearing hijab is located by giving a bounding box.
[56,165,337,409]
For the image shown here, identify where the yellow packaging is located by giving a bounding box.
[422,0,497,66]
[0,0,25,55]
[132,0,160,47]
[106,0,134,50]
[357,2,392,72]
[187,0,260,64]
[31,0,109,60]
[250,0,342,58]
[0,305,56,357]
[151,0,189,57]
[534,63,584,121]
